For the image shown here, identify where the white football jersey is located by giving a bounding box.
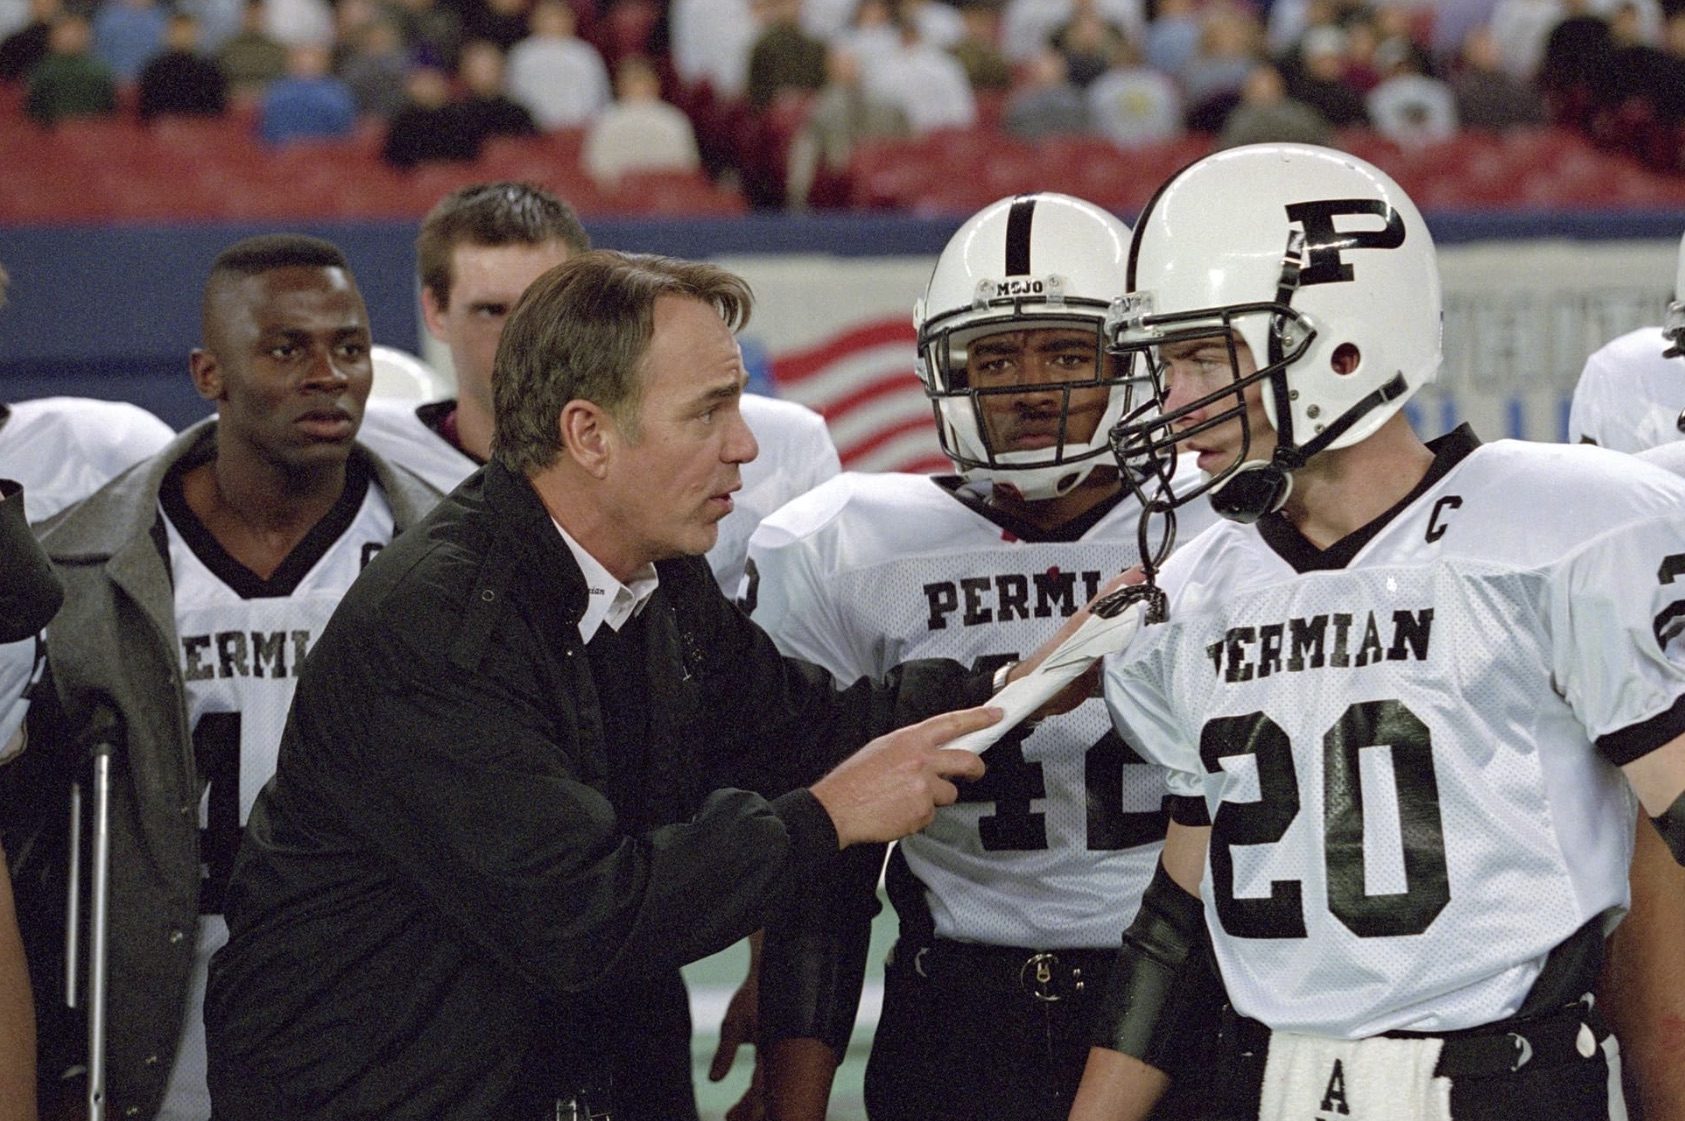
[1103,429,1685,1038]
[1567,326,1685,453]
[1640,440,1685,478]
[355,397,479,496]
[0,398,175,522]
[156,469,395,1121]
[710,394,841,599]
[748,471,1210,949]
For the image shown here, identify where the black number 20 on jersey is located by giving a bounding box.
[1200,699,1451,940]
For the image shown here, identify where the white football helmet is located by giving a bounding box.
[1108,143,1443,522]
[1663,230,1685,360]
[915,192,1134,500]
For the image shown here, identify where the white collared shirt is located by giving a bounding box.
[553,520,660,642]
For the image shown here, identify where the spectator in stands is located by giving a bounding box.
[1282,22,1368,128]
[263,0,332,50]
[91,0,166,83]
[452,38,537,142]
[1218,57,1334,147]
[860,8,974,134]
[178,0,243,54]
[783,41,909,208]
[1003,45,1089,138]
[1366,37,1458,144]
[24,13,115,124]
[582,53,702,184]
[257,42,355,144]
[1142,0,1198,77]
[1532,2,1615,126]
[899,0,966,49]
[1086,32,1182,147]
[0,0,55,83]
[1489,0,1662,80]
[382,63,476,166]
[1450,23,1549,130]
[1000,0,1142,66]
[745,0,825,109]
[834,0,899,74]
[336,16,409,118]
[1602,0,1685,125]
[505,0,610,130]
[462,0,532,53]
[670,0,755,98]
[136,12,228,120]
[1179,1,1263,131]
[948,4,1012,93]
[216,0,286,98]
[389,0,461,71]
[1050,0,1124,88]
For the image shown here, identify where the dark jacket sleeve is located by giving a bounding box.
[669,557,996,796]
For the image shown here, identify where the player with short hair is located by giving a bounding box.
[1067,143,1685,1121]
[10,234,439,1121]
[360,179,842,596]
[1568,231,1685,453]
[749,193,1210,1121]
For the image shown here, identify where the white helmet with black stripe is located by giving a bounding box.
[915,192,1135,501]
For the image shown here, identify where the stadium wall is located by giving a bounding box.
[1,211,1680,464]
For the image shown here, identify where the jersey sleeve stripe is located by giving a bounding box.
[1597,690,1685,767]
[1167,794,1210,827]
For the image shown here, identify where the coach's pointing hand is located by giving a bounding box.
[810,706,996,847]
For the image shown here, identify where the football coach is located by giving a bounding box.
[202,251,1003,1121]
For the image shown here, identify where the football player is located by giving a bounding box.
[1069,143,1685,1121]
[358,180,842,597]
[1567,230,1685,452]
[14,235,439,1121]
[747,193,1211,1121]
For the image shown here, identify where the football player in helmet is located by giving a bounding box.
[748,192,1208,1121]
[1072,144,1685,1121]
[1569,230,1685,453]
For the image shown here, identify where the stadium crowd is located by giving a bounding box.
[2,0,1685,213]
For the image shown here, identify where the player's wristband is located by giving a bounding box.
[1091,863,1222,1077]
[1653,789,1685,867]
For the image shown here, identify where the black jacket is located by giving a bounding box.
[204,459,988,1120]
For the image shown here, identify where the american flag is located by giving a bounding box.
[769,317,950,475]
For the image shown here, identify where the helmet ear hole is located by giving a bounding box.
[1331,342,1361,376]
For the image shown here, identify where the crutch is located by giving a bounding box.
[65,705,121,1121]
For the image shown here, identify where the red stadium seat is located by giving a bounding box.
[605,169,747,214]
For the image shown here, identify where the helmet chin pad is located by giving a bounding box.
[971,458,1102,502]
[1208,459,1294,523]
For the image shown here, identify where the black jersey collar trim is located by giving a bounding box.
[159,442,372,599]
[1257,424,1481,573]
[933,474,1131,543]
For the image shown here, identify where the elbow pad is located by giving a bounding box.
[1091,862,1222,1078]
[1653,790,1685,867]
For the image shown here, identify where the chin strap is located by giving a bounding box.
[1209,372,1411,524]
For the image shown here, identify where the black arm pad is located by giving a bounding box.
[1091,861,1223,1077]
[758,841,885,1057]
[1652,789,1685,867]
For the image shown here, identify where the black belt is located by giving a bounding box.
[1222,997,1608,1080]
[897,938,1114,1003]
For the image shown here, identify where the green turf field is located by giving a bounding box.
[684,897,897,1121]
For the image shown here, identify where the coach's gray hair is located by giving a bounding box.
[491,250,753,474]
